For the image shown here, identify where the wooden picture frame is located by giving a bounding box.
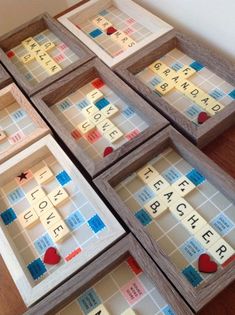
[0,82,50,163]
[0,134,124,306]
[115,30,235,147]
[31,58,168,178]
[26,234,193,315]
[0,13,94,96]
[58,0,173,68]
[95,126,235,312]
[0,63,12,89]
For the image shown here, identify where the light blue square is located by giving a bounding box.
[162,305,176,315]
[10,109,26,122]
[57,99,72,111]
[135,186,155,205]
[211,213,234,236]
[65,210,85,231]
[162,167,182,184]
[76,99,89,109]
[185,104,202,119]
[180,237,205,262]
[34,234,54,255]
[171,61,184,71]
[7,187,24,204]
[209,88,225,100]
[122,106,136,118]
[149,76,161,87]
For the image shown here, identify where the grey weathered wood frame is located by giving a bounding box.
[0,63,12,89]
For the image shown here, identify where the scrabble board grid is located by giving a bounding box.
[0,134,124,306]
[94,126,235,311]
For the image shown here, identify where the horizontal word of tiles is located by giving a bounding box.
[76,6,152,58]
[52,77,148,161]
[7,30,79,86]
[56,257,176,315]
[115,148,235,287]
[136,48,235,126]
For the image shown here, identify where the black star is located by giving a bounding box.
[17,172,28,182]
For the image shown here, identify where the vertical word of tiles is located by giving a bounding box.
[115,148,235,287]
[55,257,176,315]
[0,153,118,284]
[51,77,149,160]
[6,30,79,86]
[75,6,152,57]
[136,49,235,126]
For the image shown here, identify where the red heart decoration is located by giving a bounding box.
[198,112,209,124]
[44,247,61,265]
[103,146,113,157]
[198,253,218,273]
[106,26,117,35]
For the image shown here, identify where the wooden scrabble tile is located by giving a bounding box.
[195,224,220,249]
[121,309,136,315]
[96,119,115,134]
[77,120,96,134]
[175,79,195,95]
[206,101,224,116]
[92,15,112,31]
[171,175,195,197]
[110,30,125,41]
[118,34,136,49]
[185,86,205,105]
[148,60,168,75]
[89,112,106,125]
[122,38,136,49]
[169,198,194,221]
[101,104,119,118]
[86,89,104,104]
[22,37,40,52]
[47,187,69,207]
[26,186,46,204]
[34,166,54,184]
[160,67,176,80]
[44,59,62,75]
[144,196,168,218]
[208,238,234,265]
[48,219,70,243]
[82,104,99,118]
[177,66,196,79]
[155,80,175,95]
[88,304,110,315]
[148,175,170,193]
[182,210,207,234]
[20,53,35,64]
[40,207,62,230]
[159,187,181,206]
[104,126,123,143]
[137,164,159,184]
[18,208,39,229]
[196,94,216,110]
[41,41,55,51]
[0,130,6,142]
[34,196,54,217]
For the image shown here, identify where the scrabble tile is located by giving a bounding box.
[88,304,110,315]
[148,175,170,193]
[34,196,54,216]
[89,112,106,125]
[20,53,35,64]
[26,186,46,204]
[171,175,195,197]
[206,101,224,116]
[195,224,220,249]
[177,66,196,79]
[82,105,99,118]
[110,30,125,41]
[22,37,40,52]
[44,60,62,75]
[208,238,234,265]
[196,94,216,110]
[144,196,168,218]
[96,119,114,134]
[182,211,207,234]
[159,187,181,206]
[155,80,175,95]
[148,60,168,75]
[169,198,194,221]
[175,79,195,95]
[160,66,176,80]
[121,309,136,315]
[48,219,70,243]
[41,41,55,51]
[136,164,159,184]
[0,130,7,141]
[101,104,119,118]
[18,208,39,229]
[77,120,96,134]
[34,166,54,184]
[86,89,104,104]
[122,38,136,49]
[92,15,112,31]
[47,187,69,207]
[186,87,206,105]
[104,126,123,143]
[40,208,61,230]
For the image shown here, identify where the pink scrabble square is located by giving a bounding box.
[8,131,25,144]
[126,18,135,25]
[125,129,140,141]
[85,129,102,144]
[57,43,68,51]
[121,278,145,305]
[54,54,65,63]
[124,27,134,35]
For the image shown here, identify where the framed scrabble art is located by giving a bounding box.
[58,0,173,68]
[0,13,94,96]
[0,134,124,307]
[32,58,168,177]
[25,234,193,315]
[0,63,12,88]
[115,31,235,147]
[95,126,235,312]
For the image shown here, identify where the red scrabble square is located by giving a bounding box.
[71,129,81,140]
[127,256,142,275]
[7,51,15,58]
[92,78,105,89]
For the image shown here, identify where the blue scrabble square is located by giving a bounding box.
[0,208,17,225]
[34,234,54,255]
[11,109,26,122]
[89,29,103,38]
[77,99,89,109]
[162,167,181,184]
[99,9,108,16]
[135,209,152,226]
[122,106,136,118]
[56,170,72,186]
[78,288,101,314]
[66,210,85,231]
[135,186,155,205]
[162,305,176,315]
[186,169,205,186]
[211,213,234,236]
[7,187,24,204]
[180,237,205,262]
[27,258,47,280]
[190,61,204,71]
[171,61,184,71]
[25,72,33,81]
[95,98,110,110]
[88,214,105,233]
[149,76,161,88]
[182,265,203,287]
[57,99,72,111]
[228,89,235,100]
[209,88,225,100]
